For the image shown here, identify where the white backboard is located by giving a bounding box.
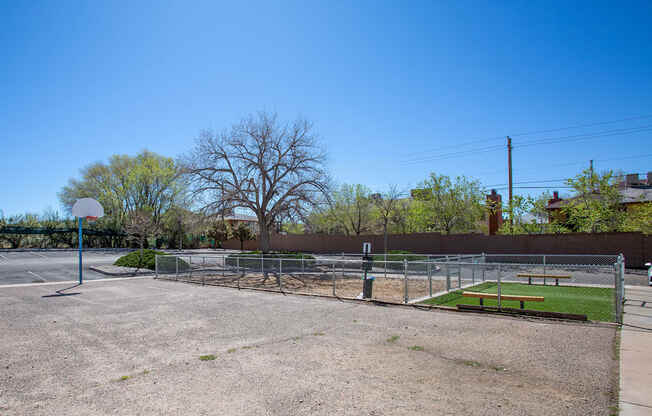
[72,198,104,218]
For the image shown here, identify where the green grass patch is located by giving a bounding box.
[119,375,131,381]
[199,354,217,361]
[227,348,236,353]
[422,282,615,322]
[372,250,428,262]
[386,335,400,343]
[408,345,424,351]
[312,332,325,336]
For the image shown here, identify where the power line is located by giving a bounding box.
[472,153,652,176]
[401,114,652,159]
[401,126,652,165]
[515,125,652,148]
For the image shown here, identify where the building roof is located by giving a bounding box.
[547,187,652,209]
[223,214,258,222]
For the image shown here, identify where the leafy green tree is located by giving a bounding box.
[499,193,569,235]
[59,150,185,231]
[622,203,652,234]
[371,186,402,253]
[232,223,254,250]
[207,220,231,248]
[411,173,484,234]
[562,169,624,233]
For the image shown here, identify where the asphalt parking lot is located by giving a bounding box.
[0,278,618,415]
[0,250,128,285]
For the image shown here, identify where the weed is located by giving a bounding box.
[227,348,236,353]
[387,335,400,343]
[199,354,217,361]
[408,345,424,351]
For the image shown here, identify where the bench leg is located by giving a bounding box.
[528,277,531,285]
[479,298,483,306]
[520,301,524,309]
[556,278,559,286]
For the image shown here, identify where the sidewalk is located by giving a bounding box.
[620,285,652,415]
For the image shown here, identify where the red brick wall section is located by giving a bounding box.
[220,232,651,267]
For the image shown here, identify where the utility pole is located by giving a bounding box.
[507,136,513,229]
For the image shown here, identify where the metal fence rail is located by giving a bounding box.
[155,253,625,323]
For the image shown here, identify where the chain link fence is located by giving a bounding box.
[155,253,625,323]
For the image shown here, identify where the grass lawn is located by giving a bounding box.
[422,282,615,322]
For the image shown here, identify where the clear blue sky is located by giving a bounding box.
[1,1,651,217]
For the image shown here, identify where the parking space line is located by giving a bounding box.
[0,254,9,261]
[27,271,46,282]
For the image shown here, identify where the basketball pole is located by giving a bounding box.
[78,217,83,284]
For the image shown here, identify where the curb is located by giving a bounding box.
[89,266,155,277]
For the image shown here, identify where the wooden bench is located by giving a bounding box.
[516,273,571,285]
[462,291,544,309]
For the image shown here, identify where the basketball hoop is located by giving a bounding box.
[71,198,104,284]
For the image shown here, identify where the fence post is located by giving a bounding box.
[428,261,432,297]
[497,263,502,310]
[237,256,240,289]
[458,259,462,289]
[189,256,193,281]
[403,259,408,304]
[155,255,158,279]
[175,256,179,281]
[384,252,387,279]
[446,262,451,291]
[301,256,305,274]
[617,254,625,324]
[222,255,225,277]
[261,255,264,275]
[332,261,336,296]
[472,259,475,285]
[279,258,283,292]
[482,252,486,281]
[543,255,547,285]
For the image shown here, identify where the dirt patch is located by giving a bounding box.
[182,271,445,303]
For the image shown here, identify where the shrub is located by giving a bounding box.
[114,249,168,270]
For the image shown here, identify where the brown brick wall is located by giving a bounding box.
[221,232,651,268]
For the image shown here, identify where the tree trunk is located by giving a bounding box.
[258,221,270,253]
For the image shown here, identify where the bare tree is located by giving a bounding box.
[372,185,403,253]
[184,112,328,252]
[124,209,160,265]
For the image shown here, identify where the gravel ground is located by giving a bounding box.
[0,278,618,415]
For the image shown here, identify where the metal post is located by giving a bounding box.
[482,252,486,281]
[618,254,625,323]
[332,261,336,296]
[222,255,225,277]
[155,255,158,279]
[78,217,83,284]
[497,264,502,309]
[237,256,240,289]
[472,259,475,285]
[543,255,547,285]
[279,258,283,291]
[403,259,408,304]
[175,256,179,280]
[458,257,462,289]
[261,255,264,275]
[189,256,193,281]
[384,252,387,279]
[428,261,432,297]
[301,256,304,274]
[446,263,451,291]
